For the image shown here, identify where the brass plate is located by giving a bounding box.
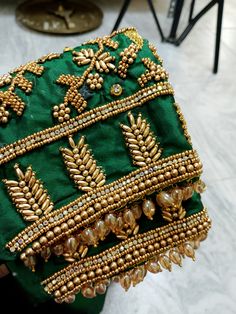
[16,0,103,34]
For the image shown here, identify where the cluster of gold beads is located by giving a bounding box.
[53,103,71,123]
[118,43,138,78]
[138,58,168,87]
[86,73,103,90]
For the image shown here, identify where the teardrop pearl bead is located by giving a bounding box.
[194,180,206,193]
[24,255,36,271]
[142,199,156,220]
[53,244,64,256]
[159,254,172,271]
[169,248,182,266]
[146,260,162,273]
[171,188,183,206]
[95,282,107,295]
[183,242,195,260]
[81,284,96,298]
[119,273,131,291]
[81,228,98,247]
[131,203,142,219]
[64,294,75,304]
[115,215,124,232]
[105,213,117,231]
[182,185,194,200]
[41,247,51,261]
[156,191,174,208]
[95,220,108,240]
[123,209,136,228]
[132,265,146,286]
[65,237,78,254]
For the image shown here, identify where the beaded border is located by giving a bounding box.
[42,209,211,299]
[6,149,201,253]
[0,81,173,166]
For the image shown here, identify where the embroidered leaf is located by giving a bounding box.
[3,164,54,221]
[121,112,162,167]
[61,136,106,192]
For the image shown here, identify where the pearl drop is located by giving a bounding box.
[169,248,182,266]
[159,254,172,271]
[142,199,156,220]
[119,273,131,291]
[123,209,136,228]
[81,284,96,298]
[132,265,146,286]
[146,260,162,273]
[65,237,78,254]
[95,220,109,240]
[156,191,174,208]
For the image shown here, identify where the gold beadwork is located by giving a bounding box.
[174,103,192,144]
[37,53,61,63]
[6,149,201,253]
[149,43,163,64]
[123,29,143,49]
[110,84,123,96]
[3,164,54,222]
[41,209,211,302]
[86,73,103,90]
[0,73,12,87]
[0,62,44,124]
[138,58,168,87]
[118,43,139,78]
[73,49,116,74]
[53,103,71,123]
[0,82,173,166]
[61,136,106,192]
[121,112,162,167]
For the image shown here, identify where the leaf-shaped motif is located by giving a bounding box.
[3,164,54,221]
[61,136,106,192]
[121,112,162,167]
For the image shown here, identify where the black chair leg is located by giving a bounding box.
[147,0,165,41]
[213,0,224,73]
[112,0,132,32]
[168,0,185,41]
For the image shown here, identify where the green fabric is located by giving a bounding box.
[0,29,203,311]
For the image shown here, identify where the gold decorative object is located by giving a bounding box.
[121,112,162,167]
[16,0,103,35]
[3,164,54,222]
[61,135,106,192]
[0,62,44,124]
[138,58,168,87]
[118,43,139,78]
[110,84,123,96]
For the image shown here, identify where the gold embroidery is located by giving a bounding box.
[156,180,206,222]
[61,136,106,192]
[0,73,12,87]
[73,49,116,74]
[118,43,139,78]
[149,43,163,63]
[86,73,103,90]
[20,180,204,269]
[37,53,61,63]
[0,62,44,124]
[121,112,162,167]
[3,164,54,222]
[6,149,201,254]
[123,29,143,49]
[41,209,211,302]
[0,82,173,166]
[174,103,192,144]
[138,58,168,87]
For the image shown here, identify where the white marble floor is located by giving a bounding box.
[1,1,236,313]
